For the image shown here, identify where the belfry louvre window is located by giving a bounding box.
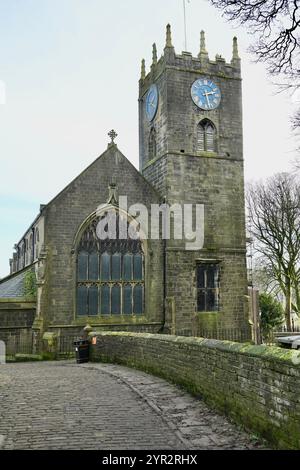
[197,120,216,153]
[197,263,219,312]
[76,212,144,316]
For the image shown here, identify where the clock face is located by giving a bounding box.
[191,78,221,110]
[145,84,159,122]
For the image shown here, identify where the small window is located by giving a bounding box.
[149,127,157,160]
[197,120,216,153]
[197,263,219,312]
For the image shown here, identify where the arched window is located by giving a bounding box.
[76,212,144,317]
[149,127,157,160]
[197,120,216,153]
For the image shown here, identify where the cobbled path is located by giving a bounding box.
[0,361,266,450]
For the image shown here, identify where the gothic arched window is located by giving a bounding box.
[197,120,216,153]
[149,127,157,160]
[76,212,144,317]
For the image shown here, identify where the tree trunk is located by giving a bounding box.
[294,282,300,317]
[285,283,292,331]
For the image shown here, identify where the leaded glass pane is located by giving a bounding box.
[111,285,121,315]
[101,285,110,315]
[197,265,205,288]
[123,285,132,315]
[89,252,99,280]
[77,286,88,315]
[197,289,206,312]
[207,265,217,288]
[207,289,217,311]
[78,252,88,281]
[101,252,110,281]
[133,254,143,280]
[112,253,121,281]
[123,254,132,281]
[133,285,143,314]
[88,286,98,316]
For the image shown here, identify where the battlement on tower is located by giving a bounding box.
[139,25,241,95]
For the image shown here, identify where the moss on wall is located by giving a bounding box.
[90,331,300,449]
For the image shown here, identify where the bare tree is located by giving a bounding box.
[247,173,300,330]
[293,108,300,129]
[209,0,300,79]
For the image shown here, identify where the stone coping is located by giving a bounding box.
[90,331,300,366]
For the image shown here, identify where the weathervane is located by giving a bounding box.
[108,129,118,144]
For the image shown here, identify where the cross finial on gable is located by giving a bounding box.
[108,129,118,144]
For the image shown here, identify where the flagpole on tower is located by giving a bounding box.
[183,0,187,51]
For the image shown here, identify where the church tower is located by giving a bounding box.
[139,26,250,339]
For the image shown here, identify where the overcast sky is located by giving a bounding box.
[0,0,298,278]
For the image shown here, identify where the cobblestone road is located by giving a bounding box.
[0,361,265,450]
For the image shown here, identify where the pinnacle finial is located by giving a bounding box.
[165,24,173,48]
[232,36,240,60]
[141,59,146,80]
[107,180,118,206]
[199,30,208,57]
[152,43,158,65]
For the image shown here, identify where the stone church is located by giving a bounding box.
[0,26,251,348]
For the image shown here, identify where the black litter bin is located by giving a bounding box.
[74,339,89,364]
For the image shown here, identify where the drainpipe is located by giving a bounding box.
[23,238,26,268]
[162,196,167,332]
[31,227,35,263]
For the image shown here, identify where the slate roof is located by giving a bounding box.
[0,268,33,298]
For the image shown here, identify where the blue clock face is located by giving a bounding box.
[191,78,221,110]
[145,84,159,122]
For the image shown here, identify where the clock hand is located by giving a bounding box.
[203,92,210,107]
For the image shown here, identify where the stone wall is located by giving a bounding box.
[0,299,36,351]
[90,331,300,449]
